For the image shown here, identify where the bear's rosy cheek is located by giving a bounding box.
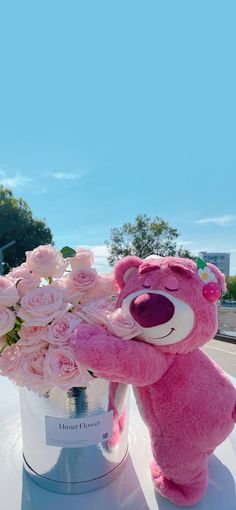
[164,277,179,291]
[203,282,222,302]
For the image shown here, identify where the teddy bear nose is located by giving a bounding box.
[130,293,175,328]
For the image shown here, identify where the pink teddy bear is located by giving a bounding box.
[71,256,236,507]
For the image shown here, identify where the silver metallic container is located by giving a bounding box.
[19,379,129,494]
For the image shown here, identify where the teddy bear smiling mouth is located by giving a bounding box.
[154,327,175,340]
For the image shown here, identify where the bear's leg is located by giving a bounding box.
[108,409,127,447]
[107,383,128,447]
[108,416,121,447]
[118,408,127,432]
[150,438,208,507]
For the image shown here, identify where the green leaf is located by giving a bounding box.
[196,257,207,270]
[15,317,23,330]
[60,246,76,258]
[5,327,20,345]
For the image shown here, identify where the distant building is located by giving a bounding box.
[199,251,230,277]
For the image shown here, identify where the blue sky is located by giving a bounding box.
[0,1,236,273]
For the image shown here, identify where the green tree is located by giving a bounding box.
[177,246,195,260]
[0,186,53,274]
[105,214,193,265]
[224,276,236,301]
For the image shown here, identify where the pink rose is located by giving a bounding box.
[25,245,67,278]
[0,276,19,306]
[63,269,98,305]
[79,277,104,303]
[69,247,94,270]
[106,308,142,340]
[16,343,52,392]
[0,305,16,336]
[8,264,30,279]
[79,275,117,304]
[67,268,98,293]
[8,267,41,297]
[47,313,81,346]
[10,262,28,272]
[18,325,48,346]
[18,340,49,354]
[55,272,108,307]
[99,273,118,296]
[51,276,81,303]
[0,344,20,375]
[75,297,116,326]
[44,346,92,390]
[18,286,69,326]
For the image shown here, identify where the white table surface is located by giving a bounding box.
[0,376,235,510]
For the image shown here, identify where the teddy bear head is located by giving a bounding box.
[114,255,226,354]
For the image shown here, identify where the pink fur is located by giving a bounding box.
[107,382,128,447]
[70,256,236,507]
[70,323,170,385]
[114,255,142,289]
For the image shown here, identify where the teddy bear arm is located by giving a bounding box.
[73,330,168,386]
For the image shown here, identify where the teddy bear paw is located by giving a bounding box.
[150,461,207,507]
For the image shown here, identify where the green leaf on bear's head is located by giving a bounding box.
[196,257,207,270]
[60,246,76,258]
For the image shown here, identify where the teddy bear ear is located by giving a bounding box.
[114,256,142,289]
[206,263,227,293]
[196,260,226,302]
[196,257,226,294]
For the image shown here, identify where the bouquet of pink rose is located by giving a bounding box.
[0,244,126,393]
[0,245,143,394]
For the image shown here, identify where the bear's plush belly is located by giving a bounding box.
[134,348,235,450]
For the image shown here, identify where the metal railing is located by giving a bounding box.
[0,241,15,275]
[218,305,236,338]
